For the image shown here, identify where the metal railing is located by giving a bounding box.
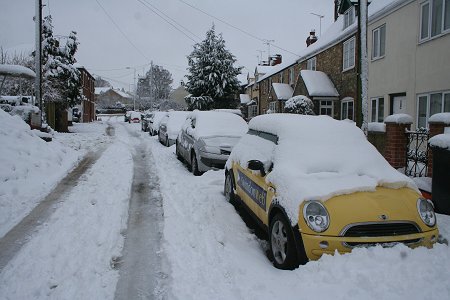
[405,128,429,177]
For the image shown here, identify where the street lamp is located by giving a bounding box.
[126,66,136,111]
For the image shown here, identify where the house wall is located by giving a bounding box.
[79,68,95,122]
[368,0,450,128]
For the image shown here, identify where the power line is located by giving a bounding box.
[136,0,199,43]
[94,0,150,61]
[176,0,300,57]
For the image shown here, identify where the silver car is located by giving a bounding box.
[176,110,248,175]
[158,111,189,147]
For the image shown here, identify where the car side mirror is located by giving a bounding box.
[247,160,266,177]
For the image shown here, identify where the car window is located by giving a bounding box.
[247,129,278,144]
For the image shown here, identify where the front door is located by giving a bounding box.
[393,96,407,114]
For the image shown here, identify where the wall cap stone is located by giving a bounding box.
[429,112,450,125]
[384,113,413,125]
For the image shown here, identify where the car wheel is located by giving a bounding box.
[191,152,201,176]
[269,213,300,270]
[176,142,183,161]
[165,135,170,147]
[224,171,236,204]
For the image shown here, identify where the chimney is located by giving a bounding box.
[306,29,318,47]
[269,54,282,66]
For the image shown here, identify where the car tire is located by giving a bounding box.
[176,141,183,161]
[224,171,236,204]
[269,213,300,270]
[165,135,169,147]
[191,152,201,176]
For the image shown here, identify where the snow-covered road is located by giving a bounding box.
[1,117,450,300]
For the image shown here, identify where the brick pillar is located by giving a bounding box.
[384,117,412,169]
[427,121,448,177]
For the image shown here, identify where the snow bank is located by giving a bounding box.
[384,113,413,124]
[0,109,80,238]
[228,114,416,224]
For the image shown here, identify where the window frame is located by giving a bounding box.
[344,6,356,29]
[248,104,258,119]
[269,101,278,113]
[419,0,450,43]
[343,37,356,71]
[307,57,317,71]
[370,97,385,122]
[416,91,450,128]
[320,100,334,117]
[341,98,354,120]
[372,24,386,60]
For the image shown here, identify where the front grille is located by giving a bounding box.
[345,238,422,248]
[342,222,420,238]
[220,149,231,155]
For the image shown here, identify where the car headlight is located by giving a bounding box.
[303,201,330,233]
[417,198,436,227]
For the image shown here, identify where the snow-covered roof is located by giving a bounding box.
[94,87,111,95]
[272,83,293,100]
[239,94,251,104]
[227,113,417,224]
[300,70,339,97]
[256,0,403,84]
[113,89,132,99]
[0,64,36,79]
[255,65,274,76]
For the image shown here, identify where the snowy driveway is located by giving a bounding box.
[0,120,449,300]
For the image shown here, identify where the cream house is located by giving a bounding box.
[368,0,450,129]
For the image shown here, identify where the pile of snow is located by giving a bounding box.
[184,110,248,139]
[368,122,386,132]
[0,64,36,79]
[227,114,417,224]
[429,133,450,149]
[0,109,79,238]
[384,113,413,124]
[429,112,450,125]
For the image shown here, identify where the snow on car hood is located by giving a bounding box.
[189,110,248,139]
[228,114,417,224]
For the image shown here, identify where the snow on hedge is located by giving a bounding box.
[227,114,417,224]
[0,109,79,238]
[284,95,314,115]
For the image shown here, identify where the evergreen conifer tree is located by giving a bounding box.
[185,25,242,110]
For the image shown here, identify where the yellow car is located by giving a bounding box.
[224,114,438,269]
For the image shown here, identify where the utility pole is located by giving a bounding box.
[263,39,274,61]
[357,0,369,135]
[35,0,42,124]
[126,66,136,111]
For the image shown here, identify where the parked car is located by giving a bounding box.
[158,111,189,147]
[149,111,168,136]
[176,110,248,175]
[141,112,153,132]
[130,111,141,123]
[224,114,439,270]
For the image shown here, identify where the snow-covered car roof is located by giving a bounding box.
[227,114,417,223]
[165,111,189,139]
[187,110,248,139]
[150,111,168,130]
[130,111,141,119]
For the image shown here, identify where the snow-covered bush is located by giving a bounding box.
[184,95,214,111]
[284,95,315,115]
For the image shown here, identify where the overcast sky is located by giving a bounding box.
[1,0,333,91]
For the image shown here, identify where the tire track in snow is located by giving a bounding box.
[114,126,169,300]
[0,125,114,272]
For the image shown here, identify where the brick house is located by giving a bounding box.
[77,66,95,122]
[95,88,133,109]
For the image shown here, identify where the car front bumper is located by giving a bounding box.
[198,151,229,171]
[300,228,439,260]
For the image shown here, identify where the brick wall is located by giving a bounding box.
[384,122,411,169]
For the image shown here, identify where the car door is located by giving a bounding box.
[234,130,277,226]
[179,117,195,161]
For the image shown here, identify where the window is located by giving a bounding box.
[370,97,385,122]
[248,105,258,119]
[343,37,356,71]
[372,24,386,60]
[279,73,283,83]
[344,6,355,29]
[420,0,450,42]
[416,91,450,128]
[341,98,354,120]
[289,68,294,85]
[307,57,316,71]
[269,101,277,113]
[320,100,334,117]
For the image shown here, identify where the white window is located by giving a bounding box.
[343,37,356,71]
[372,24,386,60]
[320,100,334,117]
[307,57,316,71]
[289,68,294,85]
[370,97,385,122]
[341,98,354,120]
[416,91,450,128]
[344,6,356,29]
[269,101,277,113]
[420,0,450,42]
[248,105,258,119]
